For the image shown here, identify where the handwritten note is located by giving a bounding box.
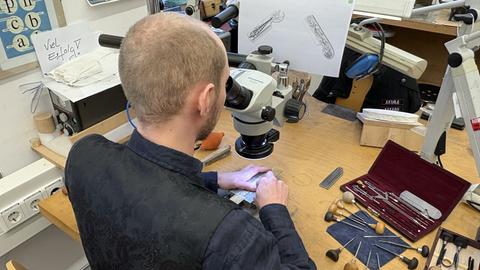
[31,22,99,75]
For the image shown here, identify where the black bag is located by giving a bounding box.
[313,48,422,113]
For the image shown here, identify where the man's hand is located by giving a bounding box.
[217,165,270,191]
[255,171,289,209]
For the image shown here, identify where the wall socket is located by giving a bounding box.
[22,191,43,217]
[43,178,63,197]
[1,203,25,230]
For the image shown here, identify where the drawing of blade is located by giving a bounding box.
[305,15,335,59]
[248,10,285,41]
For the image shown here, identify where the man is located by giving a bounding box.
[65,12,316,270]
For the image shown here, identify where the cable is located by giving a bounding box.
[370,22,385,74]
[20,81,45,113]
[437,155,444,168]
[126,101,137,129]
[469,13,475,34]
[374,22,385,65]
[355,20,385,78]
[466,200,480,212]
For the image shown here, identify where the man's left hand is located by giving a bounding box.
[217,165,271,191]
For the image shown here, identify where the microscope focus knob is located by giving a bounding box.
[258,45,273,55]
[59,112,68,123]
[261,106,276,122]
[185,6,195,15]
[285,99,306,123]
[62,123,74,136]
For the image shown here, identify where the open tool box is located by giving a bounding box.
[340,141,471,242]
[425,228,480,270]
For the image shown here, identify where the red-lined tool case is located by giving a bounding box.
[341,141,471,242]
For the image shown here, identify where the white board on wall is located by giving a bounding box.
[62,0,145,25]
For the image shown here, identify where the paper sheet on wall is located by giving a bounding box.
[31,22,99,75]
[238,0,355,77]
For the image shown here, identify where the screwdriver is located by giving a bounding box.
[376,253,381,270]
[333,209,385,234]
[325,237,357,262]
[364,235,400,239]
[324,212,367,232]
[330,208,368,227]
[336,200,367,223]
[344,241,362,270]
[364,250,371,270]
[374,244,418,269]
[378,240,430,257]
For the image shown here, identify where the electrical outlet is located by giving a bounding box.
[22,191,43,217]
[43,178,63,198]
[1,203,25,230]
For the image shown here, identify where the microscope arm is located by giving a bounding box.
[421,31,480,176]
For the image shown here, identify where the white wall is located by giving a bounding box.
[0,1,147,269]
[0,1,147,177]
[0,226,88,270]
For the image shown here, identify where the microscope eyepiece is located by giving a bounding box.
[224,76,252,110]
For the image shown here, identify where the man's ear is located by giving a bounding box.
[197,82,216,117]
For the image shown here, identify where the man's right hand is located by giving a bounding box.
[255,171,289,209]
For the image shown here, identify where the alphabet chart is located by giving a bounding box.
[0,0,63,71]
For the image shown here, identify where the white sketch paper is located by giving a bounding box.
[238,0,355,77]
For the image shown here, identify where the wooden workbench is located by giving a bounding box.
[37,96,480,269]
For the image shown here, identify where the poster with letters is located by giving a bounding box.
[0,0,63,71]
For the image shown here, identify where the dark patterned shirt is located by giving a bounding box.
[66,130,316,270]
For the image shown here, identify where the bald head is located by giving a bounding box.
[119,12,228,125]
